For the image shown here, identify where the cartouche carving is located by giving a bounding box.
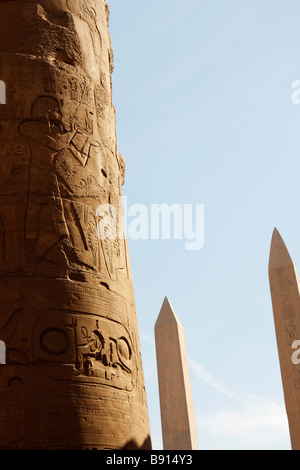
[0,0,151,450]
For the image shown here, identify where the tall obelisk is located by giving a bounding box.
[155,297,198,450]
[0,1,151,449]
[269,228,300,449]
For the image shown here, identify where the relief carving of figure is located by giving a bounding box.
[67,317,133,377]
[18,96,99,264]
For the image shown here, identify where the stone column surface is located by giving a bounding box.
[0,0,151,450]
[155,297,198,450]
[269,228,300,450]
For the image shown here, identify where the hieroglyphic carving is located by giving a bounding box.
[269,229,300,449]
[0,307,29,365]
[0,0,151,450]
[18,96,102,266]
[33,310,135,391]
[276,268,299,366]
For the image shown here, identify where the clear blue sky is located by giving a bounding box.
[109,0,300,449]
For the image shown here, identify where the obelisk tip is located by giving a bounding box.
[164,296,174,311]
[271,227,281,244]
[269,228,293,270]
[155,296,181,328]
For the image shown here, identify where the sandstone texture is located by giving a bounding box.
[0,0,151,450]
[155,297,198,450]
[269,229,300,450]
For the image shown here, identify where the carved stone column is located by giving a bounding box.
[0,0,151,450]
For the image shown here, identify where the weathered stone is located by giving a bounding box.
[269,228,300,450]
[155,297,198,450]
[0,0,151,450]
